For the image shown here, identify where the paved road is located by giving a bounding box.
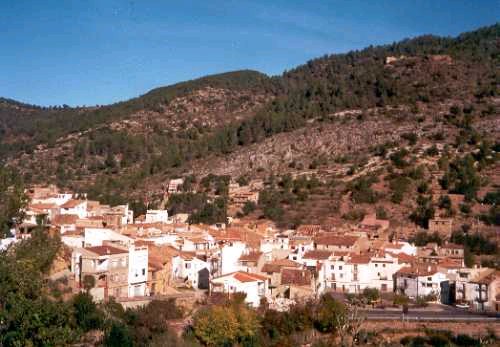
[362,305,499,321]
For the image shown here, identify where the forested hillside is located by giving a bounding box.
[1,24,498,206]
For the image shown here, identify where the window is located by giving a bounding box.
[185,263,191,269]
[427,277,432,281]
[339,266,343,270]
[142,268,145,276]
[330,265,335,270]
[375,264,378,267]
[382,264,386,268]
[340,274,343,279]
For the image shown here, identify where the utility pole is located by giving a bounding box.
[416,266,419,300]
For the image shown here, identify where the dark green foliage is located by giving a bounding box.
[401,132,418,146]
[425,145,439,156]
[410,195,435,228]
[0,229,79,346]
[104,322,134,347]
[390,148,410,168]
[342,208,366,221]
[410,231,442,247]
[483,189,500,205]
[376,206,388,220]
[72,293,104,332]
[443,154,480,200]
[450,230,497,255]
[348,176,379,204]
[258,188,284,222]
[0,167,27,238]
[167,192,228,225]
[482,205,500,225]
[438,195,452,210]
[242,201,257,215]
[313,294,346,333]
[389,175,411,203]
[362,287,380,305]
[189,197,227,225]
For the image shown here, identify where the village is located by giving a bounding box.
[2,178,498,316]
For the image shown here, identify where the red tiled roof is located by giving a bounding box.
[348,254,371,264]
[261,259,299,273]
[239,251,262,262]
[85,245,128,256]
[61,199,85,209]
[296,225,322,236]
[472,269,498,285]
[52,214,78,225]
[397,264,437,277]
[214,271,268,283]
[314,235,359,247]
[281,268,311,286]
[29,203,58,210]
[303,250,333,260]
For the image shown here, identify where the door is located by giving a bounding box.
[198,268,210,289]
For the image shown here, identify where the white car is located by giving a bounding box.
[455,303,470,309]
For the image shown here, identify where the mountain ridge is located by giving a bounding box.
[0,24,498,213]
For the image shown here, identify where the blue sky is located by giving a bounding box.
[0,1,498,106]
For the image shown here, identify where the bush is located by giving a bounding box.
[393,294,409,306]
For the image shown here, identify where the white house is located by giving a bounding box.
[171,253,210,289]
[211,271,269,307]
[32,192,73,207]
[383,241,417,256]
[220,241,247,275]
[168,178,184,194]
[84,228,133,248]
[319,252,403,294]
[60,200,88,219]
[145,210,169,224]
[128,245,149,297]
[395,264,449,300]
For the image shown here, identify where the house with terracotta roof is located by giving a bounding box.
[172,252,210,289]
[60,199,88,219]
[314,234,368,254]
[296,224,322,236]
[51,214,79,233]
[210,271,269,307]
[261,258,300,292]
[428,218,453,236]
[84,227,133,248]
[395,264,450,302]
[72,245,129,301]
[455,267,499,312]
[238,251,265,273]
[359,214,390,240]
[127,245,149,297]
[219,239,248,275]
[280,268,315,300]
[300,250,333,267]
[167,178,184,194]
[470,269,499,312]
[145,209,169,224]
[319,252,403,294]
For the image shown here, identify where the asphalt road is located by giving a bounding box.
[362,305,500,321]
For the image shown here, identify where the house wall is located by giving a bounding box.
[128,246,148,297]
[220,242,246,275]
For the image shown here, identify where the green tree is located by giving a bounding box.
[314,294,347,333]
[193,305,239,347]
[362,287,380,306]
